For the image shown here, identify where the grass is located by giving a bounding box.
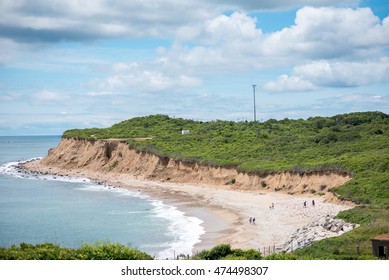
[0,242,153,260]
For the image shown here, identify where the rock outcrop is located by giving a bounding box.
[283,215,358,252]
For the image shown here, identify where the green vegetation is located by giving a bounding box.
[59,111,389,259]
[192,244,262,260]
[109,160,119,170]
[0,242,153,260]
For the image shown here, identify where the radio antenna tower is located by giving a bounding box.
[252,85,257,122]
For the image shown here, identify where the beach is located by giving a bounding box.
[23,159,354,255]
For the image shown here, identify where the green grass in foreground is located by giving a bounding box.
[0,241,383,260]
[59,112,389,259]
[0,242,153,260]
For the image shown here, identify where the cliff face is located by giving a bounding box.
[42,138,352,194]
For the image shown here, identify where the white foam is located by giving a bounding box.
[76,183,205,259]
[149,200,205,259]
[0,160,37,178]
[0,158,91,184]
[77,183,205,259]
[76,183,150,200]
[0,158,205,259]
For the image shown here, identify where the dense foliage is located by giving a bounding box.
[0,242,153,260]
[192,244,262,260]
[61,111,389,259]
[64,111,389,205]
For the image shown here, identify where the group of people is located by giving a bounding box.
[249,199,316,225]
[303,199,315,208]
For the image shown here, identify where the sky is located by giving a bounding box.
[0,0,388,135]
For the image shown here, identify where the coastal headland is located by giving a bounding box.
[23,137,356,255]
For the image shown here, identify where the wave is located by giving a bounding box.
[76,183,205,259]
[0,159,205,259]
[150,200,205,259]
[0,159,90,184]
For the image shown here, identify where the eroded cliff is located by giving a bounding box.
[40,138,352,196]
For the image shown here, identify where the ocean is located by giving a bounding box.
[0,136,204,259]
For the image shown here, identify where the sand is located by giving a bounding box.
[23,159,353,255]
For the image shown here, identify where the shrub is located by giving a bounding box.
[109,161,119,170]
[226,178,236,185]
[77,242,152,260]
[192,245,262,260]
[193,244,233,260]
[0,242,153,260]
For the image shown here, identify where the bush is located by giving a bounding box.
[192,245,262,260]
[193,244,233,260]
[0,242,153,260]
[77,242,153,260]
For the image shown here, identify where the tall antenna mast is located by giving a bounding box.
[252,84,257,122]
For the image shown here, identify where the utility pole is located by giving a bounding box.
[252,84,257,122]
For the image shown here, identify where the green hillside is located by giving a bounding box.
[63,111,389,259]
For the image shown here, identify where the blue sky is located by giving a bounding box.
[0,0,388,135]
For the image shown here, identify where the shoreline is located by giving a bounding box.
[22,159,355,256]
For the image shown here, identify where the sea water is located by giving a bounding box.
[0,136,204,259]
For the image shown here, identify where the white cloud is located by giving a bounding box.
[0,38,30,65]
[266,58,389,91]
[85,7,389,95]
[314,93,389,114]
[171,12,265,70]
[167,7,389,73]
[259,7,389,92]
[0,0,359,45]
[0,0,218,42]
[176,12,261,43]
[0,92,22,101]
[208,0,358,11]
[3,4,388,72]
[264,75,315,92]
[86,91,120,97]
[33,90,69,103]
[89,62,202,93]
[263,7,389,59]
[294,59,389,87]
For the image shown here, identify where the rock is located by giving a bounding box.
[319,232,326,237]
[324,223,332,230]
[330,226,338,232]
[342,224,353,232]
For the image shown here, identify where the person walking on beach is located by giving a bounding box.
[272,203,274,210]
[303,201,307,208]
[249,217,252,224]
[312,199,315,207]
[252,217,256,224]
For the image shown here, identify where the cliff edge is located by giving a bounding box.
[39,138,352,199]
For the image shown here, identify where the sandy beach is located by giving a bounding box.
[23,159,354,256]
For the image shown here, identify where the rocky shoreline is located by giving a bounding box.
[282,216,358,253]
